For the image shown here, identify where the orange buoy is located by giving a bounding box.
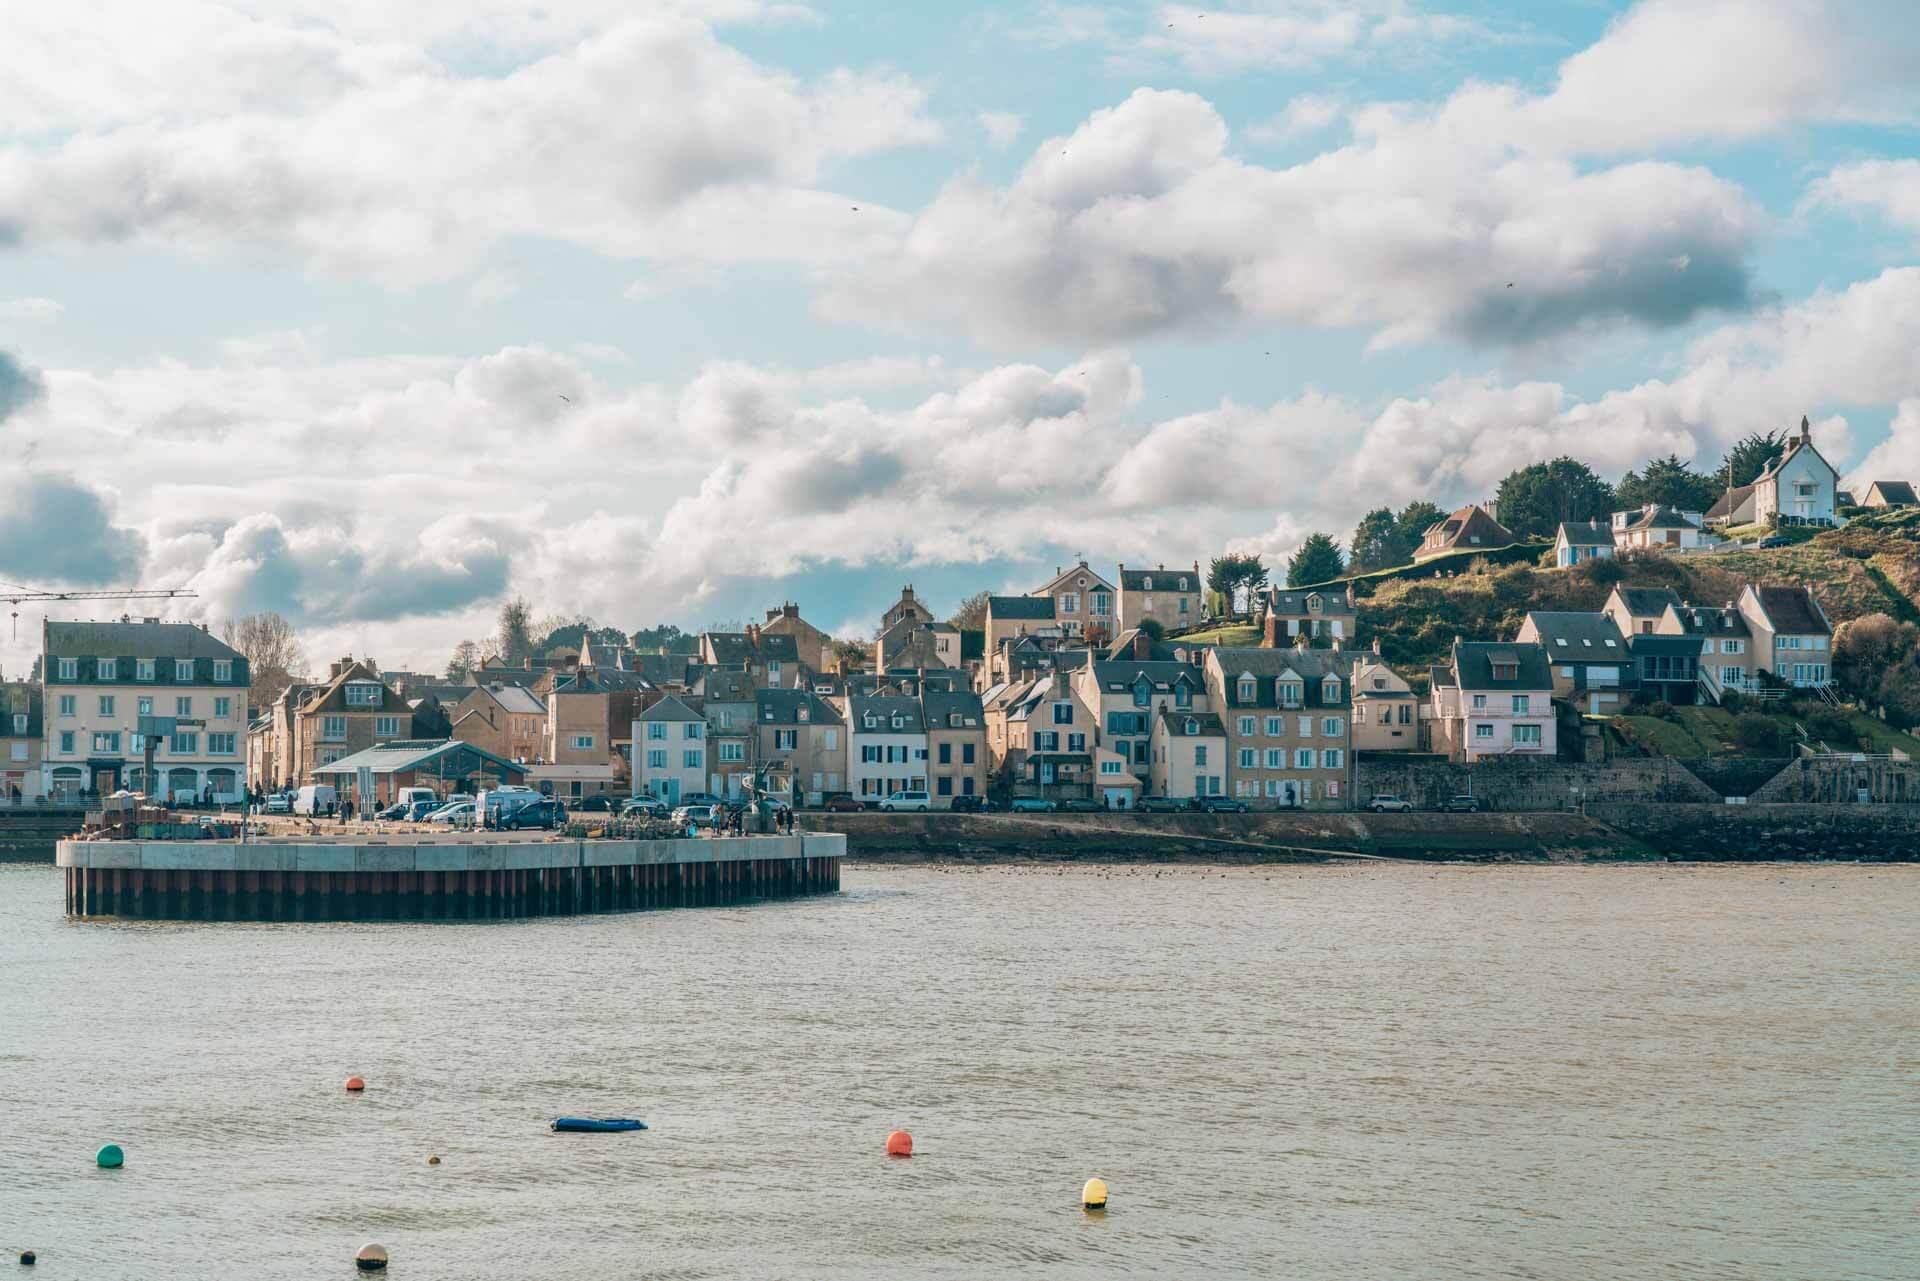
[344,1076,366,1092]
[884,1130,913,1157]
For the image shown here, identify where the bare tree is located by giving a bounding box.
[220,613,307,710]
[947,590,991,630]
[446,639,482,681]
[496,597,535,666]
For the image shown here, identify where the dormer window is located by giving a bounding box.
[1236,676,1256,702]
[1322,677,1341,701]
[1174,684,1191,707]
[1142,576,1153,591]
[1184,718,1198,736]
[797,707,810,722]
[1278,680,1303,708]
[1132,677,1152,707]
[1177,577,1188,591]
[1491,662,1518,681]
[891,715,904,730]
[864,714,877,729]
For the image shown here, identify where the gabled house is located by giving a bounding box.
[1611,505,1715,552]
[1658,602,1754,700]
[1149,709,1226,800]
[1738,584,1833,688]
[1602,585,1684,639]
[1413,503,1516,563]
[875,619,958,670]
[761,602,833,673]
[698,626,802,690]
[1032,560,1117,642]
[449,682,547,764]
[1074,658,1211,777]
[1349,645,1419,751]
[991,672,1101,800]
[846,692,928,803]
[1707,417,1839,528]
[1428,641,1555,763]
[1513,612,1631,715]
[1861,480,1918,509]
[1117,562,1201,635]
[632,696,707,806]
[1260,585,1357,643]
[755,689,846,806]
[288,659,415,787]
[922,688,988,805]
[700,668,758,801]
[985,594,1059,658]
[1554,521,1614,569]
[1202,644,1353,809]
[880,585,936,634]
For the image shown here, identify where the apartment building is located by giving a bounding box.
[1738,584,1834,687]
[1428,641,1556,763]
[1149,709,1226,799]
[1349,647,1419,751]
[1117,563,1202,634]
[1,681,43,800]
[755,689,846,806]
[1204,645,1352,809]
[922,688,988,805]
[847,691,928,802]
[448,682,548,763]
[1032,560,1116,641]
[632,695,707,805]
[1073,657,1210,776]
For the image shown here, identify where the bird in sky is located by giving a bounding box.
[557,394,572,403]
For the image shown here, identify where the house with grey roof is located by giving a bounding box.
[1602,585,1684,639]
[1610,504,1715,552]
[632,695,706,806]
[922,688,988,805]
[1033,560,1117,640]
[1202,644,1352,808]
[1738,584,1833,688]
[1074,658,1211,777]
[755,689,846,805]
[1513,612,1632,714]
[1413,503,1516,563]
[847,692,928,804]
[1658,602,1755,700]
[1117,562,1201,635]
[1706,416,1839,528]
[1428,640,1555,763]
[1150,707,1226,800]
[1260,584,1357,644]
[1862,480,1918,509]
[1554,521,1614,569]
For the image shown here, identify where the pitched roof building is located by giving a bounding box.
[1413,503,1516,562]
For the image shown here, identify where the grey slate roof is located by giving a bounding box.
[1557,521,1613,547]
[1620,505,1700,531]
[45,620,244,662]
[1263,587,1357,615]
[1156,708,1226,736]
[1751,585,1830,636]
[755,688,843,725]
[1446,641,1553,692]
[1118,566,1198,591]
[989,595,1057,621]
[1866,480,1919,505]
[309,737,527,777]
[1522,611,1628,661]
[1212,646,1350,709]
[921,688,986,729]
[1664,605,1749,638]
[1613,587,1683,618]
[850,692,927,733]
[1091,659,1208,692]
[638,695,704,723]
[704,632,801,665]
[1706,483,1756,522]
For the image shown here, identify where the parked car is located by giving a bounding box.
[1008,796,1057,813]
[1059,797,1105,813]
[672,804,719,828]
[1756,534,1792,549]
[1441,794,1484,813]
[1199,797,1249,813]
[427,801,476,824]
[1367,794,1415,813]
[880,790,931,812]
[678,792,723,809]
[404,799,443,821]
[262,792,293,815]
[1137,795,1192,813]
[374,802,409,821]
[576,794,614,812]
[621,797,667,818]
[947,794,996,813]
[822,794,865,813]
[499,799,567,831]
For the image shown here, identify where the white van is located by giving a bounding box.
[880,790,931,812]
[476,788,542,825]
[293,784,338,816]
[395,786,438,810]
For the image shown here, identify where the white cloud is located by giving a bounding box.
[1848,399,1920,489]
[0,297,63,322]
[0,471,145,586]
[978,111,1026,149]
[0,10,938,280]
[1245,94,1344,145]
[1808,159,1920,237]
[1144,2,1480,75]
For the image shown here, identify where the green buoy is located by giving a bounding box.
[96,1143,124,1169]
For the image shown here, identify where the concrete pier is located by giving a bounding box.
[57,832,844,921]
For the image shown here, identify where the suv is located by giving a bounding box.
[576,794,614,812]
[947,794,995,813]
[1441,794,1484,813]
[1367,794,1415,813]
[621,797,667,818]
[1008,796,1057,813]
[672,804,719,828]
[1137,795,1192,813]
[1059,797,1105,813]
[1199,796,1249,814]
[880,790,931,812]
[822,794,865,813]
[500,799,567,831]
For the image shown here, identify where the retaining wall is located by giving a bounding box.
[1354,756,1721,808]
[1586,803,1920,861]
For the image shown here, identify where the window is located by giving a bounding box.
[171,731,198,754]
[962,743,975,765]
[1511,695,1530,715]
[214,697,231,718]
[58,695,75,717]
[137,659,155,681]
[1294,749,1313,768]
[1513,724,1542,746]
[1473,723,1493,741]
[1132,680,1152,708]
[1034,731,1059,751]
[1142,576,1153,591]
[8,743,22,762]
[346,683,381,706]
[175,660,193,682]
[820,729,837,750]
[571,734,595,750]
[1068,733,1087,752]
[1264,716,1282,737]
[1238,748,1255,768]
[9,713,22,734]
[647,749,667,768]
[1100,759,1123,775]
[1278,681,1302,708]
[374,716,400,738]
[938,742,952,764]
[1322,717,1342,737]
[1090,592,1111,617]
[98,695,115,716]
[320,715,346,741]
[683,750,701,768]
[1052,702,1073,724]
[1321,749,1343,769]
[1060,593,1079,615]
[1471,694,1487,710]
[1322,678,1341,702]
[97,658,116,680]
[209,733,236,755]
[1722,639,1743,654]
[1237,677,1256,702]
[718,741,745,763]
[176,697,193,716]
[92,731,121,753]
[59,731,75,754]
[1194,744,1209,767]
[213,660,232,682]
[1299,715,1313,737]
[774,729,797,750]
[647,722,668,740]
[684,723,703,740]
[1174,683,1191,707]
[58,658,77,680]
[1264,749,1284,768]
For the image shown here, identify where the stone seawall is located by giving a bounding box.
[1585,803,1920,861]
[1354,756,1721,808]
[0,808,87,862]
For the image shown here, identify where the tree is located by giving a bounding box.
[831,638,872,670]
[1493,458,1615,540]
[1394,501,1444,550]
[1207,553,1270,614]
[495,597,534,667]
[1834,613,1920,727]
[445,639,482,681]
[219,612,306,709]
[1347,508,1400,574]
[1615,454,1717,514]
[630,624,696,654]
[1733,712,1791,755]
[1287,533,1345,587]
[1718,429,1786,489]
[947,590,991,631]
[1136,618,1166,641]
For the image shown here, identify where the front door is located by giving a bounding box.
[93,766,119,795]
[663,778,680,805]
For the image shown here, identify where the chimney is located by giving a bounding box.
[1371,636,1382,656]
[783,603,798,619]
[1294,630,1309,651]
[1131,630,1151,661]
[1263,612,1283,649]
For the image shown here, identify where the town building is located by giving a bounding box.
[1117,562,1202,635]
[1602,585,1684,638]
[1861,480,1918,509]
[1260,585,1357,644]
[246,659,417,791]
[1513,612,1631,715]
[698,626,802,690]
[759,603,832,672]
[984,595,1059,657]
[1203,644,1353,808]
[876,619,959,670]
[1554,521,1614,569]
[987,672,1101,801]
[1610,505,1715,552]
[42,619,250,802]
[309,738,528,807]
[632,696,706,805]
[880,584,936,634]
[2,680,43,800]
[921,687,988,805]
[1073,657,1210,778]
[1628,634,1703,705]
[1032,561,1117,642]
[1349,646,1419,751]
[1149,708,1226,800]
[754,689,846,806]
[533,668,644,803]
[1706,417,1838,528]
[1738,584,1833,688]
[1427,641,1556,763]
[846,691,929,803]
[697,668,758,801]
[448,682,547,763]
[1413,503,1515,563]
[1657,603,1754,699]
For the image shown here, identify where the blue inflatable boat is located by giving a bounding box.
[550,1117,647,1133]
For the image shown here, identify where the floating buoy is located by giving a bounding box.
[426,1154,441,1165]
[884,1130,913,1157]
[95,1143,124,1169]
[1082,1177,1108,1211]
[17,1250,35,1266]
[344,1076,366,1092]
[354,1242,389,1271]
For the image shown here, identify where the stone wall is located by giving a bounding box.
[1747,757,1920,805]
[1354,755,1720,809]
[1587,802,1920,861]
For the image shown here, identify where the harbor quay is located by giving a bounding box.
[56,832,845,922]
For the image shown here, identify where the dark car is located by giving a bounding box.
[823,794,865,813]
[374,801,409,821]
[1441,794,1484,813]
[500,799,567,830]
[1137,795,1192,813]
[1059,797,1105,813]
[576,794,614,812]
[679,792,723,809]
[947,794,996,812]
[1755,534,1792,549]
[1200,797,1249,814]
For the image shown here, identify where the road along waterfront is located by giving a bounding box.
[1,860,1914,1279]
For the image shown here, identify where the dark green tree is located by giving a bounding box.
[1207,553,1270,613]
[1347,508,1400,573]
[1718,429,1786,489]
[1136,618,1166,641]
[1493,458,1615,540]
[1615,454,1718,513]
[1287,533,1345,587]
[1393,501,1445,550]
[495,596,535,666]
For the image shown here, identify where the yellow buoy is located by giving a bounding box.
[1082,1177,1108,1210]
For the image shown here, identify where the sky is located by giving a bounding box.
[3,0,1920,678]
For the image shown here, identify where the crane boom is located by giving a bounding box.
[0,586,195,604]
